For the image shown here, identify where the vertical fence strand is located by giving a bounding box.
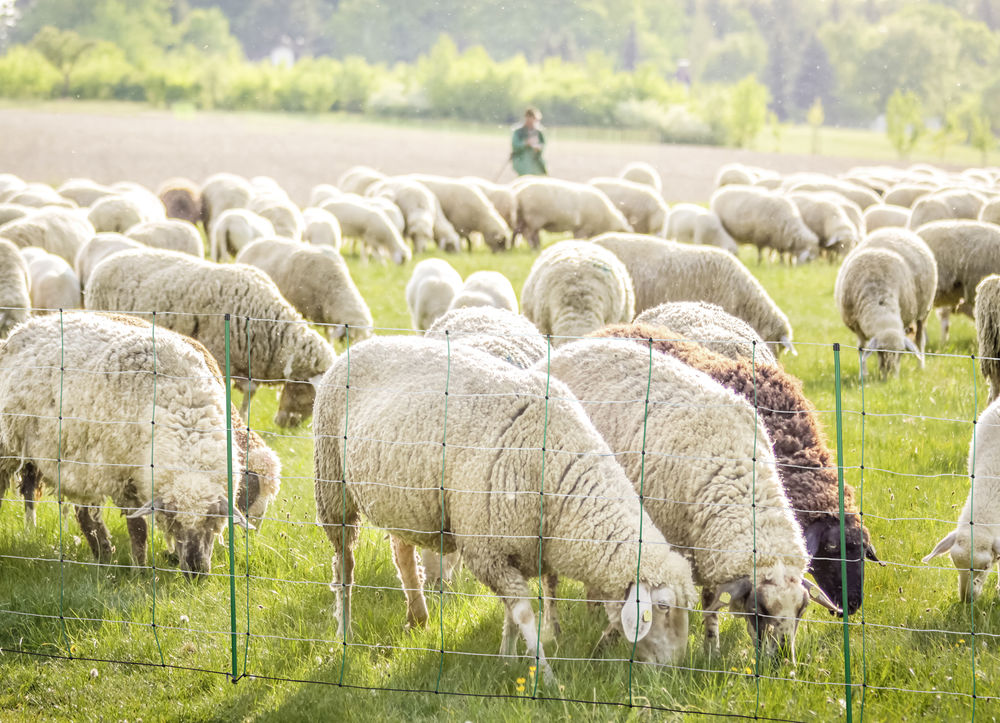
[148,313,164,667]
[531,335,552,700]
[243,316,252,677]
[750,341,760,716]
[435,331,452,693]
[337,325,351,686]
[832,343,853,723]
[55,310,69,654]
[858,350,868,722]
[970,353,978,720]
[224,313,238,683]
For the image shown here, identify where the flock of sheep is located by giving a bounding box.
[0,157,999,685]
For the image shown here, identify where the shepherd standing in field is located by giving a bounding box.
[511,107,547,176]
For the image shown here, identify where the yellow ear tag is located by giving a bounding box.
[642,609,652,622]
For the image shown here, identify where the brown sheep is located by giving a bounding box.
[591,321,880,614]
[158,177,204,227]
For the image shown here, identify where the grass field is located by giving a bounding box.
[1,231,998,722]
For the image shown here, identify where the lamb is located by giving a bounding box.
[302,207,343,250]
[408,174,512,251]
[460,176,517,230]
[74,233,144,288]
[908,189,987,229]
[200,172,253,231]
[337,165,386,195]
[923,393,1000,602]
[84,248,336,427]
[863,204,911,232]
[834,228,937,377]
[520,240,635,344]
[619,161,662,194]
[321,194,411,265]
[57,178,115,207]
[710,185,819,263]
[541,338,835,656]
[592,233,795,352]
[664,203,739,255]
[405,258,464,331]
[513,178,632,249]
[979,197,1000,226]
[209,208,275,262]
[20,247,81,311]
[975,275,1000,403]
[313,336,698,682]
[592,323,878,614]
[0,206,95,263]
[448,270,518,313]
[588,177,670,236]
[0,238,31,337]
[235,237,373,342]
[635,301,778,367]
[787,191,861,257]
[0,313,253,574]
[87,193,166,233]
[157,177,203,226]
[915,221,1000,343]
[126,219,204,257]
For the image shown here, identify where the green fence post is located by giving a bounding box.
[832,343,853,722]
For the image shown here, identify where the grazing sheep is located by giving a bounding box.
[426,306,547,370]
[923,393,1000,602]
[784,176,881,210]
[87,193,166,234]
[461,176,518,230]
[405,258,464,331]
[157,177,203,226]
[909,189,987,229]
[20,247,81,311]
[863,204,911,232]
[883,183,935,208]
[710,186,819,263]
[126,219,204,257]
[916,220,1000,343]
[84,249,335,428]
[635,301,778,366]
[714,163,758,187]
[593,323,878,614]
[408,174,512,251]
[58,178,115,207]
[235,236,373,342]
[200,172,254,231]
[619,161,662,194]
[209,208,275,262]
[302,207,342,250]
[366,196,406,233]
[589,177,669,236]
[337,165,386,196]
[0,204,31,226]
[0,206,95,263]
[520,240,635,344]
[0,239,31,337]
[975,275,1000,403]
[787,191,860,257]
[248,195,305,241]
[593,233,795,351]
[369,178,460,253]
[448,270,518,313]
[75,233,144,288]
[8,183,75,209]
[0,313,253,573]
[513,178,631,249]
[314,336,698,682]
[665,203,739,255]
[542,338,833,656]
[321,194,410,265]
[979,197,1000,226]
[0,174,26,200]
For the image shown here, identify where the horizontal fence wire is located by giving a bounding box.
[1,311,998,720]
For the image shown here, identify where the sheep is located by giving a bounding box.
[588,177,669,236]
[0,313,253,574]
[200,172,253,231]
[975,275,1000,403]
[923,393,1000,602]
[313,336,698,682]
[908,189,987,229]
[87,193,166,234]
[8,183,75,209]
[710,185,819,263]
[0,204,31,226]
[883,183,935,208]
[979,197,1000,226]
[0,206,94,264]
[448,270,518,313]
[592,323,878,614]
[302,207,342,250]
[366,196,406,233]
[248,195,305,241]
[619,161,662,194]
[209,208,275,262]
[783,175,881,210]
[125,219,204,258]
[57,178,115,207]
[74,233,144,288]
[368,178,460,253]
[309,184,342,208]
[321,194,411,265]
[664,204,739,255]
[592,233,795,352]
[20,247,81,311]
[714,163,758,187]
[863,204,911,232]
[426,306,547,370]
[635,301,778,367]
[460,176,518,230]
[408,174,512,251]
[235,236,373,342]
[157,178,203,226]
[787,191,861,257]
[513,178,632,249]
[0,174,26,200]
[405,258,464,331]
[541,338,835,656]
[915,220,1000,344]
[520,240,635,344]
[0,238,31,337]
[84,248,336,428]
[337,165,386,195]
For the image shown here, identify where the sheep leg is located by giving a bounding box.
[390,535,429,629]
[915,318,927,355]
[238,380,258,421]
[508,597,555,685]
[541,572,561,642]
[939,307,951,345]
[75,504,113,564]
[702,587,721,655]
[319,500,359,641]
[19,463,41,529]
[499,606,520,659]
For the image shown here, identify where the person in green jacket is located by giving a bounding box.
[511,107,547,176]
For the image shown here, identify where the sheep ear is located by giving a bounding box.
[232,506,254,531]
[922,530,957,563]
[309,372,325,389]
[127,500,156,518]
[706,577,752,611]
[822,234,838,248]
[802,578,841,614]
[620,582,653,643]
[779,336,797,356]
[903,337,924,364]
[803,519,829,557]
[861,337,879,362]
[864,540,884,566]
[796,248,814,264]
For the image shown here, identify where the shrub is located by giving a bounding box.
[0,46,61,98]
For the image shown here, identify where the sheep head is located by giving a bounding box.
[601,581,689,665]
[923,528,1000,603]
[802,516,878,615]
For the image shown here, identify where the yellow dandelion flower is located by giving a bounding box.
[959,639,966,644]
[516,684,525,693]
[516,677,526,685]
[744,667,753,675]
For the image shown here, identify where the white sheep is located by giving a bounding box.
[405,258,464,331]
[366,196,406,233]
[313,336,698,682]
[783,174,881,210]
[513,178,631,249]
[20,246,81,311]
[248,195,305,241]
[200,172,253,231]
[787,191,860,257]
[593,233,795,352]
[0,206,95,264]
[426,306,547,370]
[520,240,635,344]
[7,183,75,208]
[126,219,205,257]
[619,161,662,193]
[461,176,518,230]
[84,249,335,427]
[57,178,115,207]
[863,204,911,232]
[710,185,819,263]
[408,174,512,251]
[448,270,518,313]
[0,174,26,200]
[975,275,1000,403]
[883,183,935,208]
[301,207,343,250]
[714,163,758,187]
[368,178,460,253]
[0,204,31,226]
[665,203,739,255]
[337,165,386,195]
[909,189,988,230]
[0,238,31,337]
[589,177,669,236]
[321,194,411,265]
[309,184,341,208]
[235,236,373,342]
[87,193,166,233]
[74,233,144,288]
[209,208,275,262]
[979,197,1000,226]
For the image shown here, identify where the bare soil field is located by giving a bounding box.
[0,104,891,204]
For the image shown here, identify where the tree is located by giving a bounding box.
[30,26,95,97]
[791,34,835,119]
[886,89,925,159]
[726,75,769,147]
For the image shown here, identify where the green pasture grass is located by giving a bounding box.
[2,238,999,721]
